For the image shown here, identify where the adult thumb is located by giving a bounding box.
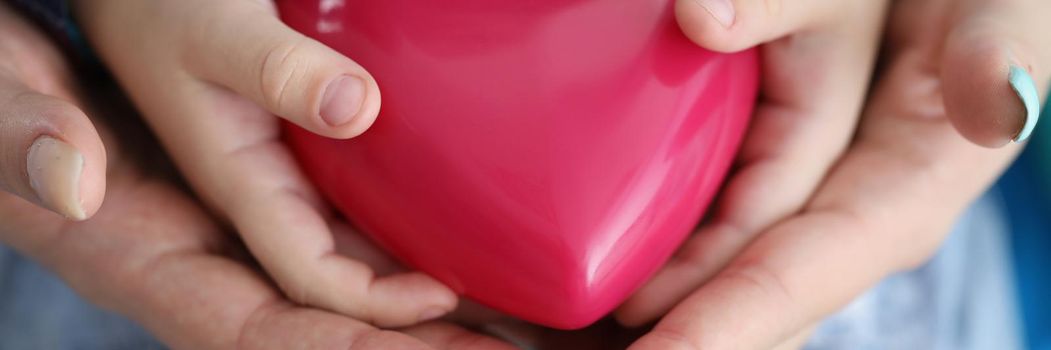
[0,72,106,220]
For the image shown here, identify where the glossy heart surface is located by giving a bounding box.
[278,0,759,329]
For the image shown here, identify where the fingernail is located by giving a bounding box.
[417,307,447,322]
[320,75,366,128]
[27,136,87,220]
[1009,65,1041,143]
[692,0,735,29]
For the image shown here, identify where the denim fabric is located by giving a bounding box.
[6,0,67,32]
[4,0,96,63]
[1001,140,1051,350]
[805,191,1024,350]
[0,246,165,350]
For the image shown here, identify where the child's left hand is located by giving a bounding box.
[71,0,457,328]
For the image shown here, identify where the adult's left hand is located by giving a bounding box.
[0,3,512,348]
[625,0,1050,348]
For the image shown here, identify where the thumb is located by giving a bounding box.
[182,0,381,140]
[941,2,1051,147]
[0,71,106,220]
[674,0,857,52]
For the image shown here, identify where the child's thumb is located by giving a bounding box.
[182,1,381,140]
[0,72,106,220]
[673,0,869,52]
[941,2,1051,147]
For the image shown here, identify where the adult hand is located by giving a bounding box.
[627,0,1050,348]
[617,0,888,324]
[0,3,512,349]
[70,0,456,327]
[0,1,106,221]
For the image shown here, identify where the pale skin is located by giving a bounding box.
[0,0,1048,349]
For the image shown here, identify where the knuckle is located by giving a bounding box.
[257,39,311,115]
[280,256,377,322]
[724,259,795,312]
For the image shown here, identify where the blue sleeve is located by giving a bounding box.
[4,0,96,63]
[7,0,68,30]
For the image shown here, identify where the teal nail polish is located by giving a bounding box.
[1010,65,1041,143]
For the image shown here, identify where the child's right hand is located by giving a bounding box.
[70,0,456,328]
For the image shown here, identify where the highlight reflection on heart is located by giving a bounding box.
[279,0,759,329]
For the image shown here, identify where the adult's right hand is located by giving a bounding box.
[0,3,512,349]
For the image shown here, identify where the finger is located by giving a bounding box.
[941,1,1051,147]
[402,323,518,350]
[331,221,405,276]
[228,171,458,328]
[674,0,862,52]
[0,71,106,220]
[152,79,454,328]
[629,43,1020,350]
[616,0,886,325]
[183,0,380,139]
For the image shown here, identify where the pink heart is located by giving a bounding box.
[278,0,758,329]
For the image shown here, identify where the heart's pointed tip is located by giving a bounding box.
[495,278,616,330]
[542,314,604,330]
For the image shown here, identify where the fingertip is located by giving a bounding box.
[5,92,107,221]
[318,73,382,139]
[675,0,752,53]
[59,109,107,221]
[368,272,458,328]
[76,141,106,220]
[415,273,460,320]
[942,24,1033,148]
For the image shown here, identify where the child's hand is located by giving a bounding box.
[625,0,1049,348]
[616,0,888,325]
[71,0,456,327]
[0,2,106,221]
